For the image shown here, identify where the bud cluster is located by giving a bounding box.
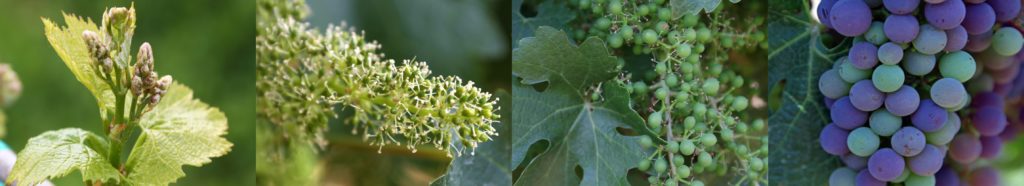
[130,43,170,105]
[0,64,22,108]
[82,30,113,73]
[257,1,500,156]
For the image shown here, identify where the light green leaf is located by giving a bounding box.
[511,26,647,186]
[512,0,574,46]
[7,128,122,185]
[766,3,849,185]
[42,14,116,121]
[125,83,232,185]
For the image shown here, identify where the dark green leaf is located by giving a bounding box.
[766,4,849,186]
[512,0,574,46]
[511,26,646,186]
[670,0,720,17]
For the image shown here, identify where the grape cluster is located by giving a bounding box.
[816,0,1024,185]
[568,0,767,185]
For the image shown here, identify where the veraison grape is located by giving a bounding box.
[816,0,1024,184]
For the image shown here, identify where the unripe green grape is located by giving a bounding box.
[655,62,668,75]
[697,27,711,43]
[679,62,694,74]
[668,31,682,43]
[698,151,713,166]
[732,76,744,87]
[666,74,679,87]
[721,128,734,142]
[664,180,677,186]
[637,5,650,16]
[871,64,904,92]
[736,122,749,133]
[676,43,692,58]
[574,29,586,41]
[992,27,1024,56]
[691,180,705,186]
[594,17,612,31]
[578,0,591,9]
[693,103,707,117]
[684,116,696,129]
[695,44,705,53]
[749,157,764,171]
[722,36,734,48]
[638,159,651,171]
[607,34,624,48]
[633,81,648,95]
[677,164,691,178]
[686,54,699,63]
[681,139,696,155]
[619,25,634,41]
[643,29,659,44]
[709,63,723,76]
[683,28,697,41]
[681,14,699,27]
[655,21,670,35]
[591,91,601,101]
[732,96,748,111]
[656,87,670,100]
[648,111,664,128]
[608,1,623,15]
[654,0,666,5]
[658,8,672,21]
[655,157,668,173]
[666,140,680,153]
[640,135,654,148]
[590,3,604,14]
[703,78,720,96]
[701,133,717,147]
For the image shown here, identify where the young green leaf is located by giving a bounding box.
[41,14,116,121]
[7,128,122,185]
[125,83,232,185]
[512,0,574,46]
[512,26,647,185]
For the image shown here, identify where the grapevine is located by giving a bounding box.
[512,0,767,185]
[6,5,232,185]
[814,0,1024,184]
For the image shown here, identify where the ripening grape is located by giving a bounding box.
[864,22,887,45]
[979,136,1002,158]
[876,42,903,65]
[949,133,982,164]
[884,85,920,117]
[971,106,1008,136]
[911,100,947,132]
[856,169,885,185]
[908,144,944,176]
[991,27,1024,56]
[821,123,851,155]
[930,78,968,109]
[901,51,936,76]
[848,127,880,157]
[867,148,904,181]
[963,3,996,35]
[849,80,884,111]
[938,51,977,82]
[829,0,873,36]
[819,69,851,99]
[913,24,947,55]
[890,127,926,157]
[869,110,901,136]
[884,15,919,43]
[829,167,857,186]
[944,26,968,52]
[925,113,961,145]
[832,97,869,129]
[871,64,904,92]
[924,0,966,30]
[849,42,879,69]
[904,174,936,186]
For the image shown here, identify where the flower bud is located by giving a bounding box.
[81,30,109,62]
[0,64,21,108]
[131,76,143,96]
[136,42,153,68]
[149,94,160,105]
[102,7,135,43]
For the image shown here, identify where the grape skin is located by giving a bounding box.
[991,27,1024,56]
[883,0,919,15]
[829,167,857,186]
[901,51,936,76]
[930,78,968,109]
[876,42,903,65]
[908,144,944,176]
[988,0,1022,22]
[949,133,982,164]
[832,97,869,129]
[867,148,904,181]
[884,85,920,116]
[864,21,888,45]
[925,113,961,145]
[856,169,885,186]
[819,69,851,99]
[912,24,947,55]
[884,15,920,43]
[965,29,994,52]
[891,127,926,157]
[871,64,904,92]
[924,0,966,30]
[944,26,968,52]
[849,42,879,69]
[969,166,1001,186]
[848,127,880,157]
[850,80,885,111]
[971,106,1008,136]
[840,58,872,82]
[979,135,1002,158]
[935,166,960,186]
[821,123,852,155]
[869,110,902,136]
[830,0,873,36]
[904,174,936,186]
[938,51,977,82]
[911,100,948,132]
[841,153,868,170]
[963,2,996,35]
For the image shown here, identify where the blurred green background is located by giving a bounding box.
[292,0,510,185]
[0,0,254,185]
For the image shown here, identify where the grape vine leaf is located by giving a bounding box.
[42,14,117,121]
[125,83,232,185]
[7,128,122,185]
[766,3,848,185]
[431,91,512,186]
[670,0,721,18]
[512,0,574,46]
[511,26,646,186]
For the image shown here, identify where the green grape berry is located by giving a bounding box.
[639,159,651,171]
[656,87,670,100]
[701,133,718,147]
[676,43,692,58]
[594,17,612,31]
[643,29,659,44]
[655,157,668,173]
[607,34,624,48]
[648,111,664,128]
[677,164,691,178]
[698,151,713,166]
[641,135,654,148]
[681,139,696,155]
[667,140,680,153]
[619,25,634,40]
[655,62,668,75]
[702,78,720,96]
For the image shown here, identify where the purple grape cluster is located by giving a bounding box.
[816,0,1024,185]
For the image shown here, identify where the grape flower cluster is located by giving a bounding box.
[816,0,1024,185]
[256,0,500,156]
[567,0,768,185]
